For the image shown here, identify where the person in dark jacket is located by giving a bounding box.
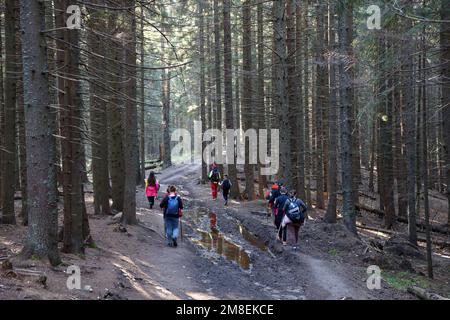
[273,186,289,242]
[267,183,281,217]
[281,190,307,248]
[208,163,221,200]
[219,175,232,206]
[160,185,183,247]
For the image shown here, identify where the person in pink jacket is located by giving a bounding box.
[145,171,160,209]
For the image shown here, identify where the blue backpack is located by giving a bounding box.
[166,196,180,216]
[286,200,305,223]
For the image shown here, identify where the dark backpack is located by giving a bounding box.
[286,200,305,223]
[211,169,220,182]
[222,179,231,190]
[166,196,180,216]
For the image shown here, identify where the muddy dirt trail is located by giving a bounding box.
[0,163,410,300]
[141,163,407,300]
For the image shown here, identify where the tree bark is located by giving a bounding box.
[287,0,299,193]
[314,3,325,209]
[402,17,418,244]
[325,2,338,223]
[257,0,267,199]
[140,4,146,187]
[420,37,433,278]
[0,6,3,211]
[295,1,306,200]
[1,0,18,225]
[338,0,356,235]
[199,1,208,182]
[20,0,61,265]
[122,0,139,225]
[16,8,28,225]
[223,0,241,199]
[440,0,450,226]
[274,0,292,188]
[241,0,256,200]
[55,0,89,253]
[108,12,126,212]
[88,3,111,216]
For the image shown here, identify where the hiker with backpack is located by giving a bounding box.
[219,174,232,206]
[159,185,184,247]
[267,182,281,217]
[273,186,289,242]
[208,163,221,200]
[281,190,307,248]
[145,171,160,209]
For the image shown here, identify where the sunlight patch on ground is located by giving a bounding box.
[358,229,390,239]
[435,252,450,260]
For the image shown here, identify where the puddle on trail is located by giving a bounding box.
[192,211,268,270]
[238,224,267,252]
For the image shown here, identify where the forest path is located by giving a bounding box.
[137,163,378,300]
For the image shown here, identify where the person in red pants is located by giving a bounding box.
[208,164,221,200]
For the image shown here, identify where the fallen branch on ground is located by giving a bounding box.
[355,203,449,235]
[356,224,450,248]
[407,286,449,300]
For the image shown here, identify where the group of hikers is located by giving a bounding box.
[267,182,308,248]
[145,163,308,249]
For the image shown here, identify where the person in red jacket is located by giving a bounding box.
[145,171,160,209]
[208,163,221,200]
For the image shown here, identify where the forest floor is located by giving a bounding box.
[0,163,449,300]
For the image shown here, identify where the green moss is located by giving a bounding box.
[328,248,339,257]
[86,242,97,249]
[383,271,431,291]
[31,254,40,261]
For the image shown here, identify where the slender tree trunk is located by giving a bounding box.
[213,0,223,178]
[122,0,138,225]
[287,0,298,192]
[199,1,208,182]
[223,0,241,199]
[338,0,356,235]
[242,0,256,200]
[0,7,4,211]
[1,0,18,225]
[380,37,396,229]
[88,4,111,216]
[325,2,338,223]
[368,111,376,192]
[303,1,312,205]
[295,1,306,200]
[55,0,89,253]
[403,18,418,244]
[257,0,267,199]
[140,4,146,187]
[314,3,325,209]
[16,11,28,225]
[441,0,450,226]
[20,0,61,265]
[161,21,172,169]
[394,53,408,218]
[421,38,433,278]
[274,0,292,188]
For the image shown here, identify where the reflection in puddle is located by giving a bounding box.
[194,212,251,270]
[196,228,251,270]
[238,225,267,251]
[191,210,270,270]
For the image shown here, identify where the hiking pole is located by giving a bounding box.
[277,222,284,243]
